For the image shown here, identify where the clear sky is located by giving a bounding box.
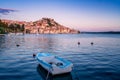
[0,0,120,31]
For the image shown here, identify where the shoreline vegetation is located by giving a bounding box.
[0,18,80,34]
[0,19,24,34]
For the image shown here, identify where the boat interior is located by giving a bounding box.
[42,56,64,67]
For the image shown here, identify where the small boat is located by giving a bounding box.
[36,53,73,75]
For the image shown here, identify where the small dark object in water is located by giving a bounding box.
[78,42,80,45]
[16,44,20,47]
[91,42,94,45]
[33,53,36,57]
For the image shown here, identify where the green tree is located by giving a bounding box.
[21,24,25,32]
[0,27,5,34]
[0,19,25,34]
[0,19,7,34]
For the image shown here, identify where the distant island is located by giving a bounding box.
[81,31,120,34]
[0,18,80,34]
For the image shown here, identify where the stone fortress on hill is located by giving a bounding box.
[2,18,80,34]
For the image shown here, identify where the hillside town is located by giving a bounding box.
[0,18,80,34]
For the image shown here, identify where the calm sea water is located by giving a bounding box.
[0,34,120,80]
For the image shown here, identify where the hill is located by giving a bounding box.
[1,18,80,34]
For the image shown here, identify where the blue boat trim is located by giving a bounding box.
[37,52,54,57]
[36,57,52,69]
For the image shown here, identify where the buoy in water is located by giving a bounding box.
[78,42,80,45]
[16,44,20,47]
[33,53,36,57]
[91,42,94,45]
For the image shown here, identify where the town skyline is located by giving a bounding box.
[0,0,120,32]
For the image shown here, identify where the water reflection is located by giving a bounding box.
[0,35,6,55]
[0,35,5,48]
[22,34,58,53]
[37,64,73,80]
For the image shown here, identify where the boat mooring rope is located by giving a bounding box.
[46,70,50,80]
[46,66,52,80]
